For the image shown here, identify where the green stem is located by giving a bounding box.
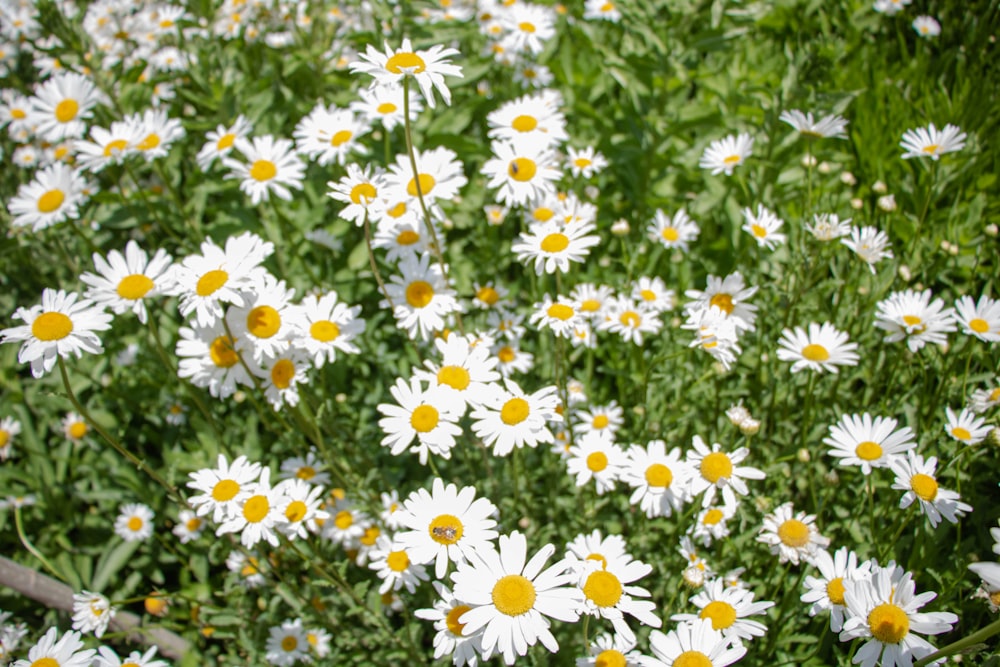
[363,211,395,310]
[14,506,65,581]
[912,618,1000,667]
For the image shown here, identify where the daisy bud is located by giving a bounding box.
[986,428,1000,448]
[739,418,761,436]
[441,218,454,230]
[233,390,247,403]
[611,219,630,236]
[841,171,857,186]
[851,197,864,209]
[857,285,869,295]
[824,470,839,485]
[335,393,347,402]
[726,404,751,427]
[754,496,771,513]
[877,194,897,211]
[898,265,912,281]
[585,185,600,200]
[796,447,810,463]
[801,154,817,168]
[518,516,531,529]
[873,180,888,194]
[985,223,999,237]
[818,161,832,174]
[599,256,612,268]
[940,240,952,252]
[682,565,705,589]
[145,595,170,617]
[950,243,960,256]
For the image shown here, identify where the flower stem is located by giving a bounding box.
[912,617,1000,667]
[14,505,64,581]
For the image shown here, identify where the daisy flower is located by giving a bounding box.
[29,71,101,141]
[172,509,205,544]
[470,380,561,456]
[513,62,555,89]
[483,136,561,206]
[395,477,499,579]
[487,90,568,147]
[954,294,1000,342]
[807,213,853,241]
[175,321,255,399]
[275,477,329,540]
[493,340,534,377]
[969,381,1000,413]
[223,135,305,204]
[79,241,174,324]
[840,567,957,667]
[63,412,88,442]
[327,163,387,226]
[757,502,831,565]
[1,289,112,378]
[196,115,253,170]
[566,432,627,495]
[648,208,700,251]
[413,333,501,409]
[890,451,972,527]
[500,4,557,56]
[699,133,753,176]
[373,213,436,262]
[414,582,485,667]
[599,297,663,345]
[690,505,736,547]
[513,220,600,274]
[776,322,859,373]
[573,550,661,645]
[741,204,786,249]
[350,83,423,131]
[217,467,287,548]
[912,16,941,37]
[576,633,642,667]
[779,109,849,139]
[567,146,608,178]
[285,291,364,368]
[385,146,467,206]
[378,376,464,464]
[672,578,775,641]
[128,108,185,161]
[71,590,115,638]
[622,440,693,519]
[114,503,155,542]
[574,401,625,440]
[9,628,95,667]
[684,305,744,370]
[450,531,584,665]
[874,289,956,352]
[643,618,747,667]
[93,646,168,667]
[225,273,296,362]
[685,271,758,332]
[572,283,615,321]
[471,281,509,310]
[226,550,266,588]
[801,547,872,632]
[824,413,916,475]
[530,294,583,339]
[265,619,309,667]
[8,162,89,232]
[842,226,894,273]
[944,406,990,445]
[369,536,430,593]
[686,436,765,508]
[75,120,143,173]
[186,454,262,522]
[900,123,966,160]
[632,276,675,313]
[0,416,21,461]
[321,498,371,548]
[350,38,463,108]
[383,253,463,340]
[874,0,911,14]
[293,104,368,167]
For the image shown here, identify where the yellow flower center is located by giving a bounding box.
[540,232,569,253]
[586,451,608,472]
[429,514,464,544]
[407,173,436,197]
[127,516,143,531]
[31,311,73,341]
[751,223,767,238]
[360,525,380,546]
[600,1,615,11]
[396,229,420,245]
[405,280,434,308]
[446,604,471,636]
[921,144,940,154]
[619,311,641,328]
[702,508,724,525]
[334,510,353,529]
[437,365,471,390]
[674,652,713,667]
[500,397,530,425]
[117,274,154,300]
[209,336,239,368]
[498,346,516,363]
[583,569,622,607]
[477,286,500,305]
[802,344,830,362]
[951,427,971,441]
[104,138,129,157]
[55,98,79,123]
[508,157,537,182]
[592,415,609,429]
[661,227,680,242]
[310,320,340,342]
[511,115,538,132]
[519,21,536,32]
[250,159,277,182]
[910,473,938,501]
[211,479,239,502]
[32,658,61,667]
[492,574,536,616]
[386,550,410,572]
[709,293,734,314]
[533,206,555,222]
[0,431,8,448]
[580,299,601,312]
[11,108,26,119]
[349,182,377,205]
[777,518,810,547]
[595,649,626,667]
[281,636,297,652]
[547,303,574,320]
[574,157,592,169]
[868,603,909,644]
[68,421,87,439]
[586,553,607,569]
[377,102,397,114]
[196,269,229,296]
[247,305,281,339]
[410,404,440,433]
[640,289,656,302]
[969,318,989,333]
[270,358,295,389]
[37,189,65,213]
[700,451,733,483]
[855,441,883,461]
[294,466,315,481]
[387,201,407,218]
[144,597,168,616]
[138,133,160,151]
[386,52,427,73]
[826,577,846,605]
[240,557,259,577]
[699,600,737,630]
[902,314,922,327]
[186,517,202,531]
[284,500,307,523]
[243,495,269,523]
[217,133,236,150]
[645,463,673,488]
[723,154,741,165]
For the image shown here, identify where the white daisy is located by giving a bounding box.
[225,273,296,362]
[377,376,465,464]
[598,297,663,345]
[369,536,430,593]
[622,440,693,519]
[114,503,155,542]
[824,413,916,475]
[29,71,102,141]
[79,240,174,324]
[175,321,255,400]
[741,204,786,249]
[265,618,309,667]
[566,145,608,178]
[890,451,972,527]
[71,590,115,638]
[216,467,287,548]
[187,454,262,522]
[900,123,966,160]
[686,435,765,508]
[196,114,253,170]
[286,291,365,367]
[779,109,849,139]
[9,628,95,667]
[470,379,561,456]
[566,432,627,495]
[413,333,501,409]
[842,226,894,274]
[874,289,956,352]
[223,135,306,204]
[644,618,747,667]
[0,416,21,461]
[385,146,467,207]
[483,136,561,206]
[414,582,485,667]
[350,82,423,131]
[807,213,852,241]
[350,38,463,108]
[756,502,831,565]
[801,547,872,632]
[672,578,775,641]
[383,251,463,341]
[684,271,758,332]
[172,509,206,544]
[699,133,753,176]
[573,550,660,645]
[954,294,1000,342]
[8,162,89,232]
[944,406,990,445]
[776,322,859,374]
[293,103,369,166]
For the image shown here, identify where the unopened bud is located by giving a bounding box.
[801,154,817,168]
[796,448,811,463]
[818,161,831,174]
[898,265,912,281]
[739,418,761,436]
[841,171,857,186]
[873,180,888,194]
[877,194,896,212]
[682,566,705,589]
[986,223,999,237]
[584,185,600,200]
[850,197,864,210]
[611,219,630,236]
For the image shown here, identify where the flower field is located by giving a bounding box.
[0,0,998,665]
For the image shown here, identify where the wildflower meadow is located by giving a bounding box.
[1,0,999,665]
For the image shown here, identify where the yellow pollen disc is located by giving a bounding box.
[477,286,500,305]
[662,227,680,242]
[574,158,592,168]
[540,232,569,253]
[702,508,724,525]
[969,318,989,333]
[117,274,154,300]
[595,649,626,667]
[11,108,25,119]
[138,133,160,151]
[991,590,1000,606]
[334,510,353,529]
[777,519,810,547]
[868,603,909,644]
[429,514,464,544]
[533,206,554,222]
[855,441,883,461]
[802,343,830,362]
[951,427,971,441]
[407,173,436,197]
[31,311,73,341]
[249,159,277,182]
[586,451,608,472]
[910,473,938,501]
[498,346,516,363]
[500,397,530,425]
[586,553,608,569]
[240,557,259,577]
[360,525,380,546]
[211,478,240,501]
[437,365,471,390]
[37,189,65,213]
[645,463,673,488]
[921,144,940,154]
[270,358,295,389]
[388,201,407,217]
[196,269,228,296]
[348,182,377,205]
[723,154,741,165]
[620,310,641,328]
[446,604,471,636]
[902,314,922,327]
[580,299,601,312]
[186,517,202,531]
[583,569,623,607]
[55,98,79,123]
[292,466,315,482]
[600,1,615,10]
[592,414,609,429]
[700,452,733,483]
[405,280,435,308]
[709,293,734,314]
[243,495,269,523]
[31,658,61,667]
[310,320,340,342]
[385,51,427,73]
[284,500,307,523]
[330,129,352,146]
[699,600,737,630]
[69,421,87,439]
[547,303,574,320]
[386,550,410,572]
[640,289,656,302]
[518,21,536,32]
[396,229,420,245]
[247,305,281,339]
[103,138,129,157]
[751,223,767,238]
[826,577,846,605]
[492,574,536,616]
[991,388,1000,402]
[377,102,397,114]
[0,431,8,448]
[511,115,538,132]
[54,146,69,159]
[209,335,239,368]
[127,516,143,531]
[673,651,713,667]
[508,157,537,182]
[410,404,440,433]
[281,636,297,651]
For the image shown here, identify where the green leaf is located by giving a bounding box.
[91,539,140,592]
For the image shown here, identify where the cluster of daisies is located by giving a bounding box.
[4,625,169,667]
